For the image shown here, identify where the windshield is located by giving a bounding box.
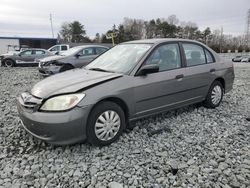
[86,44,152,74]
[60,46,82,56]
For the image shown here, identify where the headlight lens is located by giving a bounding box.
[40,94,85,111]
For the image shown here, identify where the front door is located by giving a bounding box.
[133,43,189,118]
[75,47,97,67]
[17,50,33,63]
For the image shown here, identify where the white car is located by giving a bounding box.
[241,57,250,62]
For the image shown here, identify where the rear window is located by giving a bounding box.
[205,49,215,63]
[61,46,68,51]
[34,50,45,55]
[96,47,108,55]
[182,43,206,66]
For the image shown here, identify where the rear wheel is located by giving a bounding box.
[4,59,15,67]
[203,81,224,108]
[87,101,125,146]
[59,64,74,72]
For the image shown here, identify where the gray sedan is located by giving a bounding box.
[37,45,109,76]
[17,39,235,146]
[0,49,53,67]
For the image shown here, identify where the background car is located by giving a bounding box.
[17,39,234,146]
[1,49,53,67]
[48,44,70,55]
[241,57,250,62]
[38,45,109,76]
[232,56,243,62]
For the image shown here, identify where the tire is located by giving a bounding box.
[59,64,74,72]
[87,101,126,146]
[203,81,224,108]
[4,59,15,67]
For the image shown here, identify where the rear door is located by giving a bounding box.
[33,50,47,59]
[181,42,217,100]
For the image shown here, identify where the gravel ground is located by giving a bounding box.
[0,63,249,188]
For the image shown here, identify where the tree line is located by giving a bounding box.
[59,15,249,53]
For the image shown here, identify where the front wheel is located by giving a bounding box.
[203,81,224,108]
[87,101,125,146]
[4,59,15,67]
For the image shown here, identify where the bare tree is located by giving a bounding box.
[167,15,179,25]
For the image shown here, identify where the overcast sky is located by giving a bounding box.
[0,0,250,38]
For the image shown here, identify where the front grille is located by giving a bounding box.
[39,69,46,74]
[20,92,42,111]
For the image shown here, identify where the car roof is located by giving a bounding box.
[123,38,204,45]
[23,48,47,51]
[72,45,109,49]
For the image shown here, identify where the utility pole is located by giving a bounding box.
[219,27,223,53]
[245,9,250,48]
[49,13,54,38]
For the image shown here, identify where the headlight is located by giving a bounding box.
[40,94,85,111]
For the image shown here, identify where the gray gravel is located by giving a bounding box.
[0,64,250,188]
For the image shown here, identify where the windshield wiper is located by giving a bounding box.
[88,68,115,73]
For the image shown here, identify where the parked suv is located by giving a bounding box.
[1,49,53,67]
[17,39,234,146]
[38,45,109,76]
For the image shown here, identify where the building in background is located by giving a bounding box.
[0,36,57,54]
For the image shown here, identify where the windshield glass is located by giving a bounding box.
[86,44,152,74]
[60,46,82,56]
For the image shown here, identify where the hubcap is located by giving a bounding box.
[5,61,13,67]
[95,110,121,141]
[211,85,222,105]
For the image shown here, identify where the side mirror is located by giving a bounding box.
[137,64,159,76]
[55,51,59,55]
[18,53,21,56]
[75,54,80,58]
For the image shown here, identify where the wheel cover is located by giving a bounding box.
[94,110,121,141]
[211,85,222,105]
[5,60,13,67]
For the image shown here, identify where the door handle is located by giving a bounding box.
[210,68,216,73]
[175,74,184,79]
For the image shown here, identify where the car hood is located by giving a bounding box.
[31,68,123,98]
[39,55,67,62]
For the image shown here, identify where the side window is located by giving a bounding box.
[20,50,32,56]
[78,48,95,56]
[182,43,206,66]
[61,46,68,51]
[34,50,45,55]
[145,43,181,72]
[96,47,108,55]
[50,46,60,52]
[205,49,215,63]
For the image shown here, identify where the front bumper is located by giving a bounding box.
[17,96,92,145]
[38,64,62,76]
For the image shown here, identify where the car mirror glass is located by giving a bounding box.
[137,64,159,76]
[75,54,80,58]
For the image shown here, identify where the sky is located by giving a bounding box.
[0,0,250,38]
